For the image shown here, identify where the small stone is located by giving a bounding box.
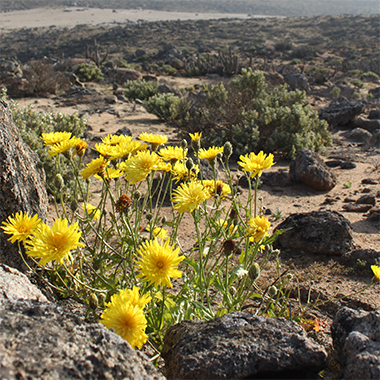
[340,161,357,169]
[342,204,373,212]
[325,160,343,167]
[356,194,376,206]
[361,178,378,185]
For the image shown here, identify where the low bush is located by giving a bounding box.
[75,63,103,82]
[124,80,158,100]
[169,69,331,159]
[143,93,182,122]
[10,102,87,200]
[360,71,380,82]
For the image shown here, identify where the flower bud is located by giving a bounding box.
[161,216,167,224]
[54,174,65,191]
[268,285,277,298]
[89,293,98,310]
[248,263,260,282]
[186,157,194,171]
[216,152,223,160]
[181,139,188,150]
[70,199,78,213]
[223,239,235,255]
[97,292,106,307]
[146,212,153,221]
[223,141,233,160]
[133,190,141,201]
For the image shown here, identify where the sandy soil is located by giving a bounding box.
[0,7,272,30]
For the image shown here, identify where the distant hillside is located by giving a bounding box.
[1,0,379,17]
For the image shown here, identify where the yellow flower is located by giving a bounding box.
[238,151,275,178]
[138,132,168,150]
[119,150,161,184]
[109,286,152,310]
[94,167,122,181]
[73,140,88,157]
[189,132,202,142]
[245,216,271,243]
[147,227,169,240]
[80,157,109,179]
[136,238,185,288]
[172,180,208,213]
[82,203,101,220]
[25,218,84,266]
[218,219,237,237]
[202,180,231,199]
[100,291,148,349]
[198,146,223,162]
[102,134,132,146]
[171,160,199,183]
[113,140,148,159]
[48,137,81,156]
[371,265,380,283]
[158,146,187,161]
[1,211,41,243]
[40,131,72,146]
[93,143,119,159]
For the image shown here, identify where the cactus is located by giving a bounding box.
[86,39,108,68]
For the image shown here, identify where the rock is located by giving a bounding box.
[110,68,141,84]
[356,194,376,206]
[274,210,355,256]
[348,127,373,143]
[353,117,380,134]
[0,300,164,380]
[0,264,164,380]
[340,161,356,169]
[259,170,291,187]
[263,71,285,87]
[325,159,343,167]
[115,126,132,136]
[135,49,148,57]
[318,100,365,127]
[157,84,181,96]
[339,249,380,274]
[162,311,328,380]
[369,131,380,148]
[368,87,380,98]
[0,100,48,271]
[368,109,380,120]
[0,264,48,305]
[366,207,380,222]
[342,204,373,212]
[331,307,380,380]
[143,74,158,82]
[168,58,184,70]
[283,73,310,92]
[362,178,379,185]
[289,149,337,191]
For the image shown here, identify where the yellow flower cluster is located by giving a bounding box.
[100,287,151,349]
[1,212,83,266]
[238,151,275,178]
[245,215,271,243]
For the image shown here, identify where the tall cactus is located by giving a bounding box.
[86,39,109,68]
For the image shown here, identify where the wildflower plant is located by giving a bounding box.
[2,131,377,358]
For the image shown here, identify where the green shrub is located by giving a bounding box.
[350,79,365,89]
[124,80,158,100]
[330,87,341,98]
[169,68,331,159]
[348,69,361,77]
[143,93,181,122]
[117,60,142,71]
[158,64,177,76]
[10,102,87,200]
[360,71,380,82]
[75,63,103,82]
[352,92,362,99]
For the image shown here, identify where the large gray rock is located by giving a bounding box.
[318,100,365,127]
[0,265,164,380]
[283,73,310,92]
[289,148,337,191]
[274,210,355,256]
[162,311,328,380]
[0,264,48,305]
[0,99,48,271]
[331,307,380,380]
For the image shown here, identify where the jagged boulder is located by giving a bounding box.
[0,264,165,380]
[0,100,48,271]
[318,99,365,127]
[162,311,328,380]
[289,148,337,191]
[274,210,355,256]
[331,307,380,380]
